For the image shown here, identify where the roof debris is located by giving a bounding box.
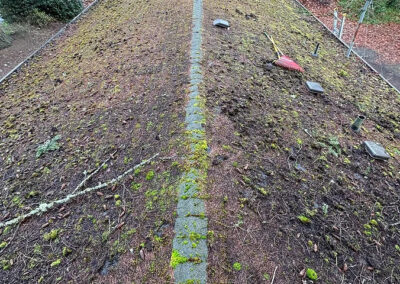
[213,19,230,28]
[306,81,324,94]
[363,141,391,160]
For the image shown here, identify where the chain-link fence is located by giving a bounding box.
[300,0,400,92]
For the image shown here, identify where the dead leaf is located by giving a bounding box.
[299,268,306,277]
[373,240,382,246]
[1,212,10,221]
[139,248,145,260]
[235,168,243,174]
[41,223,49,228]
[343,263,348,272]
[116,222,125,230]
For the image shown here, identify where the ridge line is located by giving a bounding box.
[170,0,208,283]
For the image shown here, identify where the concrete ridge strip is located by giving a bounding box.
[292,0,400,94]
[0,0,102,85]
[171,0,208,283]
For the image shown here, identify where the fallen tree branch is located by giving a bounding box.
[271,266,278,284]
[71,152,115,194]
[390,221,400,227]
[0,153,159,228]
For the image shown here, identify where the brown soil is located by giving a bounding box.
[203,0,400,283]
[0,0,96,79]
[0,0,192,282]
[0,23,64,78]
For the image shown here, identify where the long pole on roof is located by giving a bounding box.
[338,13,346,39]
[333,9,339,36]
[346,0,372,57]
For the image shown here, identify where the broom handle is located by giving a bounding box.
[264,32,283,58]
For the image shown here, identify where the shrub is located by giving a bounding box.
[0,0,83,24]
[28,8,55,27]
[339,0,400,23]
[39,0,83,21]
[0,26,11,49]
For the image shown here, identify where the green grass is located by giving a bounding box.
[339,0,400,24]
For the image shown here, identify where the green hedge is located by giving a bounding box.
[0,0,83,24]
[339,0,400,23]
[0,26,11,49]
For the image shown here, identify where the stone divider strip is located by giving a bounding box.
[171,0,208,283]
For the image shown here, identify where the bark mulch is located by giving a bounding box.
[300,0,400,64]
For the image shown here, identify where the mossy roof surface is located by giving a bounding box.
[0,0,192,282]
[202,0,400,282]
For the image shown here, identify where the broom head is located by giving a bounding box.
[274,55,304,72]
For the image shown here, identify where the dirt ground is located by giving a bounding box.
[202,0,400,283]
[0,23,64,78]
[0,0,192,282]
[0,0,95,79]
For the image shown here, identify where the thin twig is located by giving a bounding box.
[303,128,313,138]
[0,153,159,228]
[214,220,231,229]
[159,155,177,161]
[72,155,112,194]
[271,266,278,284]
[390,221,400,227]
